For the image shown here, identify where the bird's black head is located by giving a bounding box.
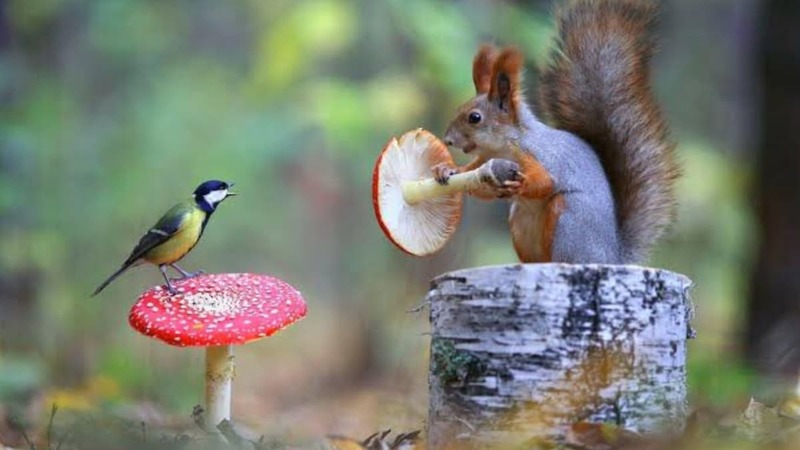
[193,180,236,212]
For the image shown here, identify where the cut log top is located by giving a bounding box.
[428,263,694,342]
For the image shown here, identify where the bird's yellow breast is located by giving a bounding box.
[143,208,205,265]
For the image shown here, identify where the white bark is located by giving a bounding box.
[427,263,694,449]
[205,345,234,432]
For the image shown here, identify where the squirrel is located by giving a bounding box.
[436,0,680,265]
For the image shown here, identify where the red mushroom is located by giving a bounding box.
[372,128,520,256]
[128,273,306,432]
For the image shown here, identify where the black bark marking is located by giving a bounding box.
[560,267,608,339]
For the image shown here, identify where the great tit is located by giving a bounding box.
[92,180,236,296]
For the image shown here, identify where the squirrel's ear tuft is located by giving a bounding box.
[472,44,498,94]
[489,47,524,120]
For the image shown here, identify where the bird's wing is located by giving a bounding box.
[123,202,193,265]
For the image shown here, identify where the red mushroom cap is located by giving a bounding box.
[128,273,306,347]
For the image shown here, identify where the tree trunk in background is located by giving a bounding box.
[746,0,800,378]
[427,264,694,448]
[0,0,42,354]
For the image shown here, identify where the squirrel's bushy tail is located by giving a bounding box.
[537,0,680,263]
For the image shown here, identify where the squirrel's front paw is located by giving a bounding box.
[494,180,524,198]
[481,159,524,198]
[432,163,458,185]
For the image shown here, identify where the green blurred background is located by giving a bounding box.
[0,0,778,444]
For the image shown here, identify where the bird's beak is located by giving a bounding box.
[226,182,237,197]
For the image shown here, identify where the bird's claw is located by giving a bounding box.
[432,163,458,186]
[170,269,205,281]
[170,270,204,283]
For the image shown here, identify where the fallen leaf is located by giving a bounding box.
[737,397,782,440]
[565,422,643,450]
[326,429,422,450]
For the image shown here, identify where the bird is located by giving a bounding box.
[92,180,236,296]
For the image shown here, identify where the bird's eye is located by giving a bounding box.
[468,111,482,124]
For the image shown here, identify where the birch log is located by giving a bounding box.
[427,263,694,449]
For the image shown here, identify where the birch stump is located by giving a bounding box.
[427,263,694,448]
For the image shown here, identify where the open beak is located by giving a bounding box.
[226,183,237,197]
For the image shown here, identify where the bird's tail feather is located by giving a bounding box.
[92,264,132,297]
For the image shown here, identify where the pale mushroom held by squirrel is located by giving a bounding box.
[372,128,521,256]
[128,273,306,433]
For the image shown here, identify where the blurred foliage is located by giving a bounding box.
[657,140,757,409]
[0,0,763,445]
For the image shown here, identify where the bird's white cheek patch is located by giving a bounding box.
[204,189,228,205]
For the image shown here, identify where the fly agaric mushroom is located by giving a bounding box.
[372,128,520,256]
[128,273,306,432]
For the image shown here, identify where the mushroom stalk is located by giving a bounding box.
[794,370,800,398]
[402,159,520,205]
[205,345,234,431]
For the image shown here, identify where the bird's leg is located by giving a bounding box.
[159,265,177,294]
[169,263,205,280]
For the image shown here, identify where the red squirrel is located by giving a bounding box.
[436,0,680,265]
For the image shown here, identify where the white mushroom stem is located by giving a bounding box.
[794,370,800,397]
[205,345,234,432]
[402,159,519,205]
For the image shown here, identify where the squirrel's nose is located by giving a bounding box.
[443,127,456,147]
[443,131,455,147]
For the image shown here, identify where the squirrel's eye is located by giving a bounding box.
[468,111,482,124]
